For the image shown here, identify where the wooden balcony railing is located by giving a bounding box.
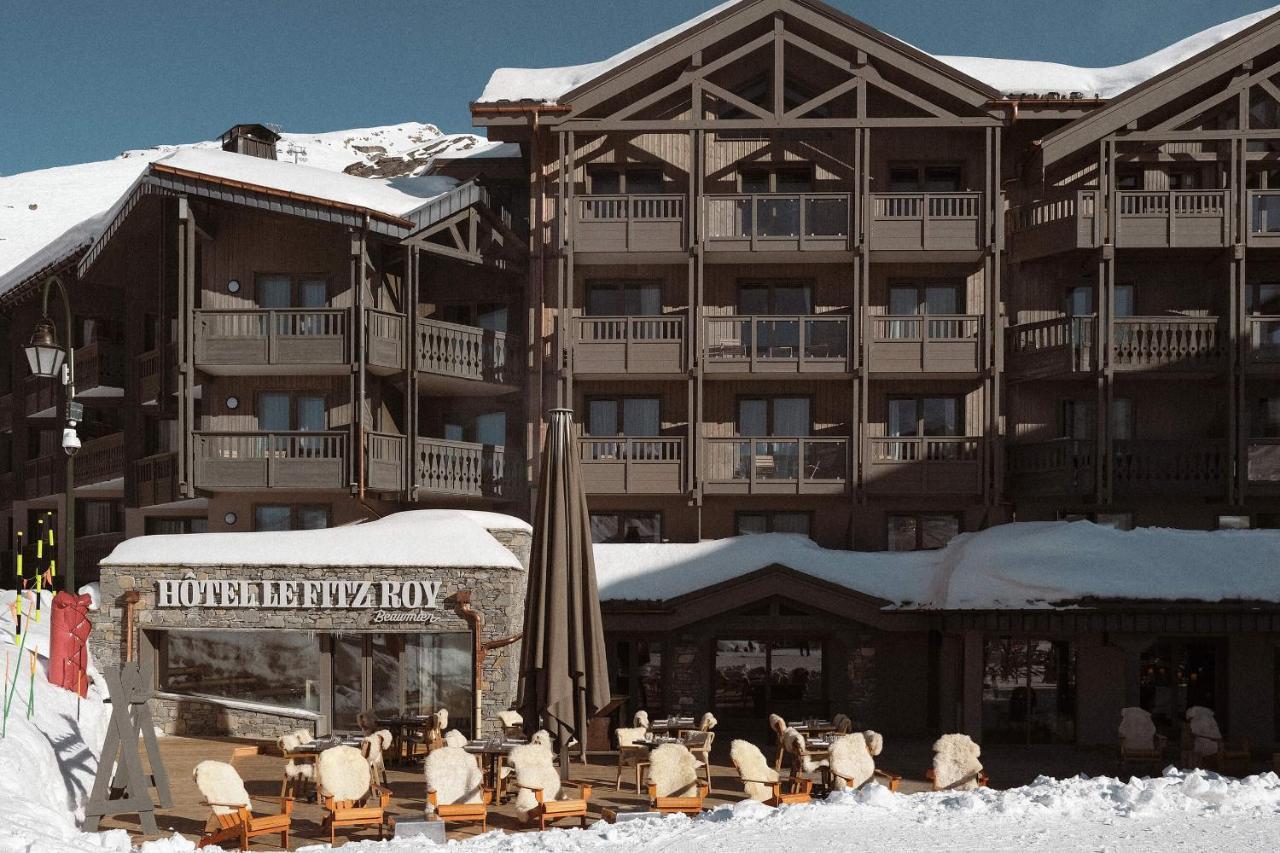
[193,431,347,490]
[74,340,125,393]
[869,192,983,251]
[1112,440,1227,495]
[1006,316,1096,378]
[704,193,851,251]
[1113,190,1229,247]
[75,532,125,585]
[23,374,58,417]
[134,451,179,507]
[704,315,851,374]
[1247,316,1280,366]
[702,436,848,495]
[575,195,686,252]
[415,437,515,499]
[574,316,684,374]
[417,318,516,386]
[1111,317,1223,372]
[1248,438,1280,486]
[195,308,349,368]
[863,436,983,495]
[76,433,125,487]
[1007,439,1096,496]
[366,309,406,371]
[366,431,406,493]
[1007,189,1100,260]
[866,315,982,374]
[579,437,685,495]
[0,392,11,433]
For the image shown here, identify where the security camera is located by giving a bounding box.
[62,425,81,457]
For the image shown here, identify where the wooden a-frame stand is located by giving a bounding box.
[82,663,172,836]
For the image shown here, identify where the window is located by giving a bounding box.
[736,280,813,314]
[1111,398,1134,442]
[737,396,810,437]
[443,411,507,446]
[887,164,962,192]
[440,303,510,332]
[1218,515,1251,530]
[256,392,326,432]
[586,280,662,316]
[591,511,662,543]
[1061,400,1093,440]
[1168,170,1199,190]
[739,167,814,194]
[714,635,824,717]
[982,638,1076,744]
[79,501,123,537]
[887,514,960,551]
[587,166,664,195]
[887,280,965,339]
[586,397,660,436]
[255,274,328,309]
[158,629,323,712]
[888,397,961,437]
[1115,171,1142,191]
[145,517,209,535]
[1060,511,1133,530]
[612,640,664,720]
[1247,283,1280,315]
[736,511,811,537]
[254,505,330,531]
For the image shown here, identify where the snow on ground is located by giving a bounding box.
[101,508,527,569]
[479,3,1279,103]
[594,521,1280,608]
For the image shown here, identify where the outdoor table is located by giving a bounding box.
[279,736,363,798]
[789,720,836,735]
[463,739,526,801]
[639,736,681,749]
[377,715,433,764]
[648,717,698,737]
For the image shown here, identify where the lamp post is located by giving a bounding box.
[23,275,80,593]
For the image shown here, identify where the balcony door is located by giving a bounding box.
[888,397,961,460]
[887,164,962,192]
[888,281,963,339]
[586,281,662,317]
[736,282,813,357]
[258,274,328,336]
[737,397,810,479]
[740,167,813,237]
[587,397,660,461]
[258,392,326,453]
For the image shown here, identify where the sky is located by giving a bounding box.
[0,0,1273,175]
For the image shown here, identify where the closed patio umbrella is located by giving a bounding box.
[518,408,611,777]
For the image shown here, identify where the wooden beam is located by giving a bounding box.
[554,116,1000,131]
[773,16,785,119]
[701,79,775,121]
[614,30,776,121]
[858,63,951,118]
[784,75,859,119]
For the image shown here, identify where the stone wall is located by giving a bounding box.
[95,525,531,738]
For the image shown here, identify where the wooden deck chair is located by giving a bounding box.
[831,713,853,735]
[783,727,829,789]
[425,745,492,835]
[680,729,715,790]
[928,734,989,791]
[1185,706,1249,774]
[1118,707,1167,774]
[769,714,788,770]
[828,732,900,793]
[511,743,593,830]
[646,743,710,815]
[498,709,525,740]
[361,730,394,788]
[277,730,316,801]
[730,739,811,806]
[194,760,293,850]
[615,726,650,793]
[317,745,391,845]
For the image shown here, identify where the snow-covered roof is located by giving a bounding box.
[478,4,1279,104]
[101,509,527,569]
[595,522,1280,610]
[432,141,522,161]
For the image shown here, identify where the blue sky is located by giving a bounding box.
[1,0,1271,174]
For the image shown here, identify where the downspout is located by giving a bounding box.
[356,216,369,501]
[455,590,521,738]
[123,590,140,662]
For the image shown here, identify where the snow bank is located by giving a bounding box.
[101,509,527,569]
[479,4,1279,103]
[594,522,1280,609]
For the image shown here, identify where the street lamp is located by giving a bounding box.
[22,275,79,593]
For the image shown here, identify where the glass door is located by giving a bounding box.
[331,635,365,732]
[714,637,826,722]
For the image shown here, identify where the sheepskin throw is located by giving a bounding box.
[699,712,718,731]
[1186,706,1222,756]
[730,739,777,802]
[194,760,251,816]
[362,730,393,769]
[530,729,554,756]
[510,744,562,821]
[768,713,786,737]
[648,742,699,798]
[932,733,983,790]
[616,726,647,748]
[318,745,372,803]
[633,709,650,729]
[782,727,827,774]
[498,710,523,728]
[425,746,485,811]
[829,731,883,791]
[1119,707,1158,751]
[443,729,469,749]
[435,708,449,730]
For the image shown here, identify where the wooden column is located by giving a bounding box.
[565,131,576,408]
[406,245,418,500]
[961,630,984,740]
[176,197,196,499]
[555,131,567,409]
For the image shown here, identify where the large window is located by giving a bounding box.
[403,633,473,728]
[254,505,330,531]
[78,500,123,537]
[736,511,811,537]
[982,637,1076,744]
[145,517,209,536]
[714,636,824,719]
[611,639,664,721]
[590,511,662,543]
[256,274,328,309]
[887,514,960,551]
[160,630,322,712]
[887,164,962,192]
[444,411,507,446]
[586,280,663,316]
[587,397,661,437]
[888,397,961,438]
[587,166,664,195]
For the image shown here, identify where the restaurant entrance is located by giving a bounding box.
[328,632,475,734]
[713,636,826,724]
[1139,638,1226,736]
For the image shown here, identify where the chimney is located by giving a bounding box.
[219,124,281,160]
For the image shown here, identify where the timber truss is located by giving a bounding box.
[544,0,1003,132]
[403,181,527,270]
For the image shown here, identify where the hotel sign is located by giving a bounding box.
[155,579,445,623]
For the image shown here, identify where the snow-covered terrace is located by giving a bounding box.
[594,522,1280,610]
[477,3,1280,104]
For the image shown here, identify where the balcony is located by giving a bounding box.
[192,431,347,490]
[866,315,983,375]
[1006,316,1223,379]
[579,437,684,495]
[23,374,59,418]
[134,452,179,507]
[1007,190,1099,262]
[1112,440,1227,496]
[23,433,125,497]
[415,437,517,500]
[704,193,851,254]
[1113,190,1229,248]
[1248,191,1280,247]
[365,432,406,493]
[76,532,125,585]
[574,316,685,376]
[1007,439,1096,497]
[1006,317,1096,380]
[416,318,518,394]
[1248,438,1280,490]
[194,309,350,374]
[0,392,10,432]
[574,195,686,254]
[701,437,848,495]
[704,315,851,375]
[1247,316,1280,369]
[869,192,983,253]
[863,436,983,495]
[367,309,406,372]
[74,340,126,398]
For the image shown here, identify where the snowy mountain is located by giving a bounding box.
[119,121,508,178]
